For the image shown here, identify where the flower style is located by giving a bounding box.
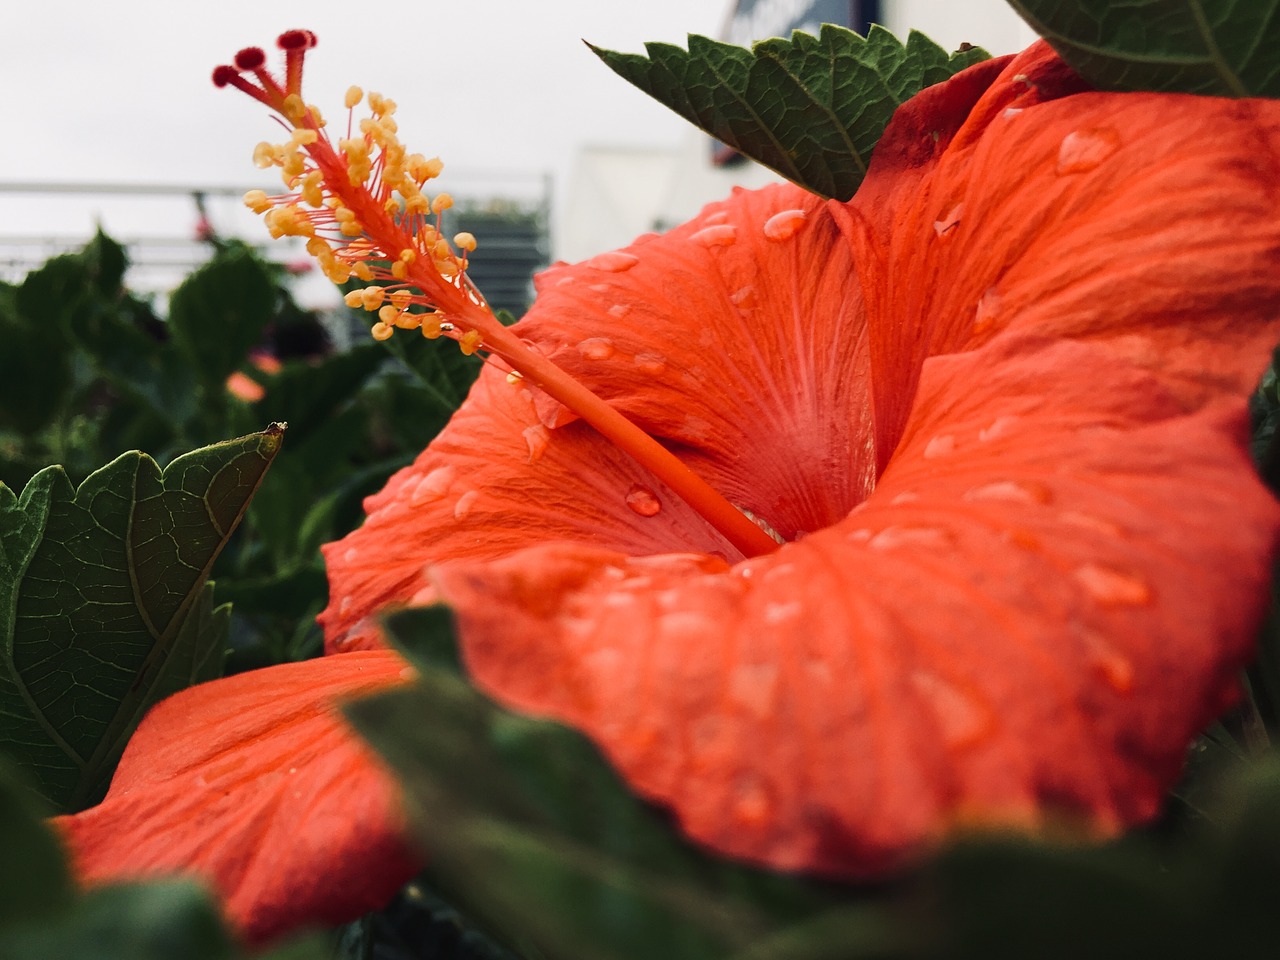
[55,35,1280,945]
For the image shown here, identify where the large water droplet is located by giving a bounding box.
[342,547,359,563]
[978,415,1019,443]
[634,352,667,375]
[576,337,615,360]
[731,662,779,718]
[763,600,803,624]
[868,525,952,551]
[923,434,956,459]
[732,776,773,828]
[522,424,551,462]
[690,224,737,248]
[933,203,964,238]
[964,479,1052,506]
[608,303,632,318]
[411,465,456,505]
[626,483,662,517]
[453,489,480,520]
[973,287,1001,335]
[1074,563,1151,607]
[585,250,640,272]
[1057,127,1120,175]
[763,208,807,241]
[912,671,991,749]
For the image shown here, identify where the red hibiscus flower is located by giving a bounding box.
[54,38,1280,945]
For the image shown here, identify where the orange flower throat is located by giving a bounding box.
[214,31,780,559]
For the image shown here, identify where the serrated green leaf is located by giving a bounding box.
[1006,0,1280,96]
[592,25,989,200]
[167,246,276,385]
[346,607,851,960]
[0,427,283,811]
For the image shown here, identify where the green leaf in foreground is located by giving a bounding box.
[347,608,894,960]
[0,426,283,811]
[590,25,989,201]
[1007,0,1280,97]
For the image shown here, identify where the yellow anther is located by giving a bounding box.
[385,197,403,215]
[370,321,394,341]
[432,193,454,214]
[340,138,369,163]
[352,262,374,281]
[291,128,318,146]
[421,315,444,339]
[378,304,399,324]
[324,260,351,283]
[389,290,413,310]
[405,195,431,216]
[307,105,327,127]
[391,260,409,280]
[345,85,363,109]
[282,94,307,121]
[437,259,460,278]
[252,142,280,168]
[333,206,357,223]
[305,237,331,258]
[339,220,365,237]
[243,189,272,214]
[360,286,386,310]
[344,290,365,308]
[453,232,477,252]
[394,312,422,330]
[300,171,324,207]
[458,330,483,355]
[282,147,306,179]
[432,238,451,259]
[399,249,416,263]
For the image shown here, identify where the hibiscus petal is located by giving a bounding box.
[841,42,1280,464]
[430,336,1280,875]
[52,650,420,945]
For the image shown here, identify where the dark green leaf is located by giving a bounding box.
[591,25,989,200]
[0,759,73,926]
[347,608,851,960]
[167,246,276,385]
[1006,0,1280,96]
[0,426,283,811]
[251,342,388,447]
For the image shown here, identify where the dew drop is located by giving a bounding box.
[763,208,807,241]
[868,525,952,551]
[625,483,662,517]
[732,776,773,827]
[731,662,779,718]
[1074,563,1151,607]
[690,224,737,247]
[923,434,956,459]
[933,203,964,238]
[338,596,353,615]
[585,250,640,272]
[1057,127,1120,175]
[608,303,632,318]
[1002,106,1024,120]
[763,600,803,624]
[704,210,730,226]
[1058,511,1122,537]
[411,465,456,505]
[576,337,615,360]
[963,479,1052,506]
[522,424,551,462]
[730,285,756,307]
[889,491,921,505]
[978,415,1019,442]
[973,287,1001,335]
[453,489,480,520]
[634,352,667,375]
[912,671,990,748]
[1079,629,1135,695]
[342,547,359,563]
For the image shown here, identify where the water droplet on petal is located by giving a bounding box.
[732,776,773,827]
[1059,511,1122,537]
[731,662,778,718]
[763,600,803,624]
[973,287,1001,335]
[1057,127,1120,175]
[690,224,737,247]
[978,415,1019,442]
[453,489,480,520]
[1074,563,1151,607]
[586,250,640,272]
[338,596,353,615]
[933,203,964,238]
[763,208,807,241]
[923,434,956,459]
[342,547,359,563]
[964,479,1052,506]
[608,303,631,318]
[576,337,615,360]
[634,352,667,375]
[868,525,952,551]
[704,210,730,226]
[411,465,456,505]
[522,424,551,462]
[1002,107,1024,120]
[1078,628,1135,695]
[912,671,991,749]
[626,483,661,517]
[889,491,921,505]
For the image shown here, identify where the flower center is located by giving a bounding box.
[214,32,781,559]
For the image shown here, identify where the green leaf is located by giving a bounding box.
[591,25,989,200]
[0,426,283,811]
[347,607,853,960]
[0,759,73,926]
[1006,0,1280,97]
[167,245,276,386]
[251,342,388,446]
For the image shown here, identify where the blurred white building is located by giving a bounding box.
[555,0,1039,263]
